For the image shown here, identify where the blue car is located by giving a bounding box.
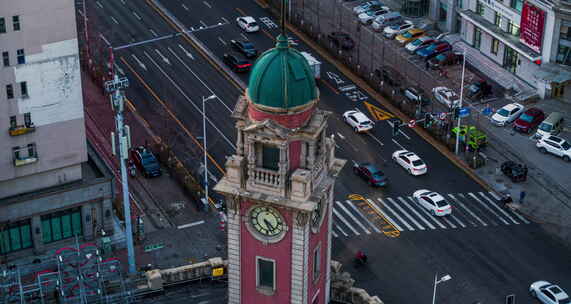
[415,41,451,60]
[353,163,388,187]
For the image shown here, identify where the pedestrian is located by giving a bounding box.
[519,191,526,204]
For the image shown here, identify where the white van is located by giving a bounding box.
[536,112,564,138]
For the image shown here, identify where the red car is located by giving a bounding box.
[513,108,545,133]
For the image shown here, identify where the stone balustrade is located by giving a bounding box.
[252,167,281,187]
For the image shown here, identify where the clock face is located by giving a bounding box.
[250,206,284,237]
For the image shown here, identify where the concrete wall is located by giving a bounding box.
[0,0,86,197]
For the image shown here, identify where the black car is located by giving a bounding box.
[327,32,355,50]
[353,163,388,187]
[500,161,527,182]
[223,53,252,72]
[466,80,492,100]
[230,39,258,58]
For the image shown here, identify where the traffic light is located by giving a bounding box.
[424,113,432,128]
[392,120,400,136]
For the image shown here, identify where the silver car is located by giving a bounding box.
[530,281,570,304]
[353,1,382,14]
[357,7,390,25]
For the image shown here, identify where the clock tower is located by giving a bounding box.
[214,32,345,304]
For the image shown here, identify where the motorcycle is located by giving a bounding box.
[354,251,368,267]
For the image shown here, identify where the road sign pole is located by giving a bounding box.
[455,49,466,155]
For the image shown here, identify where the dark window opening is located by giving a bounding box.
[262,145,280,171]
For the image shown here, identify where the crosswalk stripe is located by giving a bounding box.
[397,197,436,229]
[333,208,360,235]
[440,213,457,229]
[386,198,425,230]
[458,193,498,225]
[406,197,447,229]
[367,199,404,231]
[484,192,530,224]
[447,194,487,226]
[478,192,520,224]
[334,223,348,237]
[448,212,467,228]
[332,230,339,238]
[345,200,381,233]
[488,191,502,200]
[336,201,371,234]
[377,198,415,231]
[468,193,509,225]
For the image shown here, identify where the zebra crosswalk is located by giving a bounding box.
[332,192,531,238]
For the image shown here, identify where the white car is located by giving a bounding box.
[490,103,524,126]
[530,281,570,304]
[413,190,452,216]
[383,21,414,39]
[536,135,571,162]
[353,1,382,15]
[358,7,390,25]
[392,150,427,175]
[343,110,374,133]
[236,16,259,32]
[432,86,461,108]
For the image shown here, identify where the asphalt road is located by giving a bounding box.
[86,0,571,303]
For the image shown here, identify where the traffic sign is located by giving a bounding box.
[459,107,470,118]
[364,101,394,121]
[439,112,447,120]
[408,120,416,128]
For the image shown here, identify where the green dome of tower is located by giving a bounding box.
[248,35,318,112]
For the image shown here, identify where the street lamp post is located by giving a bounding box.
[202,94,217,211]
[455,49,467,155]
[432,273,452,304]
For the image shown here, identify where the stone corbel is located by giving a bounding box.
[295,211,309,227]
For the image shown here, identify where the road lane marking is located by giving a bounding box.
[448,213,467,228]
[100,34,111,46]
[377,198,413,231]
[345,200,381,233]
[478,192,521,224]
[200,20,207,28]
[406,197,447,229]
[365,132,384,146]
[177,44,195,60]
[96,1,103,9]
[488,191,501,200]
[153,49,171,65]
[150,29,158,37]
[111,16,119,25]
[447,194,487,226]
[367,199,403,232]
[332,230,339,238]
[392,138,404,150]
[240,33,249,40]
[130,54,147,71]
[203,1,212,8]
[468,193,509,225]
[333,208,360,236]
[218,37,227,46]
[336,201,370,234]
[133,11,142,21]
[385,119,411,140]
[177,220,205,229]
[334,224,348,237]
[182,3,189,10]
[386,198,424,230]
[397,197,435,229]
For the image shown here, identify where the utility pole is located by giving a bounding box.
[454,49,467,155]
[106,74,136,274]
[202,95,217,211]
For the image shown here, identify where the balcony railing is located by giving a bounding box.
[9,124,36,137]
[252,167,281,187]
[14,155,38,167]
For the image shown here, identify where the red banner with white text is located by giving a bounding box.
[519,1,545,53]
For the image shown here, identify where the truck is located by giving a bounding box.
[301,51,321,80]
[451,125,488,151]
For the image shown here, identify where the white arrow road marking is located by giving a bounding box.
[178,44,194,60]
[336,201,370,234]
[386,198,424,230]
[131,54,147,71]
[468,193,509,225]
[333,208,360,236]
[154,49,171,65]
[448,194,487,226]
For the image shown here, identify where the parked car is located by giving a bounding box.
[427,51,462,69]
[415,41,451,60]
[353,1,382,14]
[358,6,391,24]
[466,80,492,100]
[513,107,545,133]
[371,12,403,31]
[131,146,161,178]
[223,53,252,72]
[405,36,435,54]
[374,66,402,87]
[383,20,414,39]
[230,39,258,58]
[395,28,425,45]
[392,150,427,175]
[353,163,388,186]
[412,190,452,216]
[490,103,524,126]
[236,16,259,32]
[500,161,527,182]
[432,86,460,108]
[529,281,570,304]
[327,32,355,50]
[536,112,565,138]
[536,135,571,162]
[343,110,375,132]
[403,87,430,106]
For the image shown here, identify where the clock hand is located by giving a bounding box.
[264,218,275,231]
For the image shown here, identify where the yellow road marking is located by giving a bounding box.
[320,78,340,95]
[347,194,400,238]
[363,101,394,121]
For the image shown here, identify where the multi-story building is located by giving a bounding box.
[431,0,571,100]
[0,0,114,261]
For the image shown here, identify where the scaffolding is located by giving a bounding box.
[0,239,134,304]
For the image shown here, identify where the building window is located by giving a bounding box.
[20,81,28,97]
[24,113,31,127]
[10,116,17,129]
[473,28,482,49]
[560,25,571,41]
[262,145,280,171]
[491,38,500,55]
[0,220,33,254]
[494,12,502,28]
[556,45,571,66]
[0,18,5,33]
[2,51,8,66]
[476,1,484,16]
[17,49,25,64]
[458,0,463,9]
[13,143,37,161]
[313,245,321,281]
[12,16,20,31]
[41,208,83,244]
[6,84,14,99]
[510,0,523,12]
[256,257,275,291]
[507,20,520,36]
